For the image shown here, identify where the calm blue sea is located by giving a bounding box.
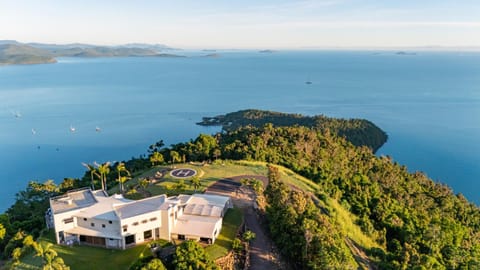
[1,51,479,211]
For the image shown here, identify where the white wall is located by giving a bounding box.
[75,216,121,237]
[51,209,80,244]
[120,210,162,245]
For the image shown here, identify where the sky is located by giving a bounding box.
[1,0,479,49]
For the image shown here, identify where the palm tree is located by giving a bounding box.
[81,162,97,190]
[116,162,131,193]
[213,148,221,160]
[189,176,201,192]
[170,150,180,168]
[150,151,164,166]
[94,161,111,191]
[174,179,187,193]
[34,241,70,270]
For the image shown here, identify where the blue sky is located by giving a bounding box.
[1,0,479,48]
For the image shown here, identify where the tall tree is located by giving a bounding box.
[173,240,218,270]
[148,139,165,154]
[116,162,131,193]
[141,258,167,270]
[170,151,180,167]
[81,163,97,190]
[150,151,164,167]
[189,176,201,192]
[94,161,111,191]
[0,223,5,240]
[33,241,70,270]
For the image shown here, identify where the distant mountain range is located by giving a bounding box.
[0,40,180,65]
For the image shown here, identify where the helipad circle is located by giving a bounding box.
[170,168,197,178]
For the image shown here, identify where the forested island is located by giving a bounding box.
[1,110,478,269]
[197,109,388,152]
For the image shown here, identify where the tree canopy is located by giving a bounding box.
[173,240,219,270]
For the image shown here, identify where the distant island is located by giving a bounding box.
[0,40,182,65]
[396,51,417,56]
[197,109,388,152]
[201,53,220,58]
[259,49,275,53]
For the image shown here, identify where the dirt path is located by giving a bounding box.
[206,174,285,269]
[243,206,282,270]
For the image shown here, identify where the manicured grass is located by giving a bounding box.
[205,207,243,260]
[18,230,152,270]
[117,162,268,197]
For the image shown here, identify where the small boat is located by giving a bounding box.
[70,125,76,133]
[305,81,312,85]
[95,126,101,132]
[11,110,22,118]
[31,128,36,135]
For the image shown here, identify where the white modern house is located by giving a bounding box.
[48,188,232,249]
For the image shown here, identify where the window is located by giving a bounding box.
[178,234,185,240]
[142,219,148,224]
[133,222,139,226]
[175,211,177,220]
[102,224,106,228]
[144,230,152,240]
[90,223,95,227]
[63,217,74,224]
[149,217,157,222]
[83,218,87,221]
[123,225,128,232]
[109,221,112,224]
[125,235,135,245]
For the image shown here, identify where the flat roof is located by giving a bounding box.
[76,194,132,221]
[171,215,221,238]
[50,188,98,214]
[188,194,230,208]
[183,204,223,217]
[114,194,167,219]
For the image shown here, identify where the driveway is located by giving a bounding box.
[206,175,286,270]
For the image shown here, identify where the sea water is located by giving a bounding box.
[1,50,479,211]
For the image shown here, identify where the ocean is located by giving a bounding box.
[1,50,479,211]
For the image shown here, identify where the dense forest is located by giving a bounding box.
[197,109,388,152]
[1,112,479,269]
[214,125,480,269]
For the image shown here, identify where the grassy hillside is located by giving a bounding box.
[0,40,182,65]
[0,44,56,65]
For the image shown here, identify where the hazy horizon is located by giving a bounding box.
[1,0,479,49]
[4,39,480,52]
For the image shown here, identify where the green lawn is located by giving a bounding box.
[113,161,268,198]
[205,207,243,260]
[17,230,151,270]
[112,160,324,199]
